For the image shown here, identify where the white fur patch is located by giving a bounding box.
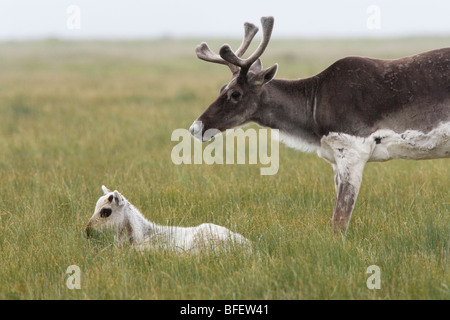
[317,121,450,164]
[278,131,319,153]
[141,223,251,254]
[318,133,373,188]
[369,122,450,161]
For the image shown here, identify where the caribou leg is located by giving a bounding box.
[331,161,366,232]
[319,134,375,233]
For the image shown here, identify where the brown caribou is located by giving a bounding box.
[189,16,450,233]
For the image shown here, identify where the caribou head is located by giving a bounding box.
[190,16,278,141]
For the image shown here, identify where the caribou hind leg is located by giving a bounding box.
[319,134,376,233]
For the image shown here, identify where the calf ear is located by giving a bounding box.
[102,185,111,195]
[113,190,124,206]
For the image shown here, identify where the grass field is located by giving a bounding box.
[0,37,448,300]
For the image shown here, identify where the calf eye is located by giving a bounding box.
[100,208,112,218]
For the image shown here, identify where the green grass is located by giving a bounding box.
[0,38,448,299]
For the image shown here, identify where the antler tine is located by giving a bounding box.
[196,42,227,65]
[196,42,239,73]
[220,16,274,73]
[245,16,274,65]
[234,22,259,57]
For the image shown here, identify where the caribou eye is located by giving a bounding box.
[100,208,112,218]
[230,90,242,101]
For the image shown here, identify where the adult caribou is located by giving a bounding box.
[189,16,450,233]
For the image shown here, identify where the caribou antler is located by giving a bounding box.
[195,17,273,75]
[196,42,232,68]
[196,22,258,74]
[219,16,274,74]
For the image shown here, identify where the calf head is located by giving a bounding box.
[85,185,126,237]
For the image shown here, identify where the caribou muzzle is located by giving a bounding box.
[189,120,220,142]
[189,120,204,141]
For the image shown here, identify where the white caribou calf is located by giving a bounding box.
[85,186,251,253]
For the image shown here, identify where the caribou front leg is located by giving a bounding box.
[319,134,375,233]
[332,161,365,232]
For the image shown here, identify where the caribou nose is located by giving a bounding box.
[189,120,204,139]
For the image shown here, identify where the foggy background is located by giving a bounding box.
[1,0,450,40]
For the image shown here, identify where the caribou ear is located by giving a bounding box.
[102,185,111,195]
[249,58,263,73]
[113,190,124,206]
[252,64,278,86]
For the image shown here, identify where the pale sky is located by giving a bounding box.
[0,0,449,40]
